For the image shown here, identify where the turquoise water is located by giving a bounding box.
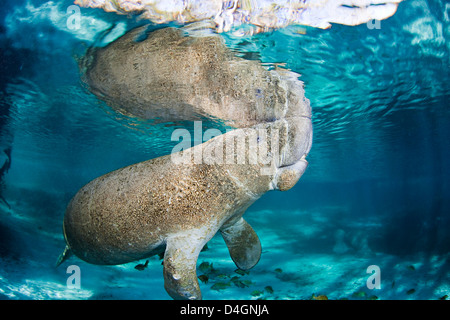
[0,0,449,300]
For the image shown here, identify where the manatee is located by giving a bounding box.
[58,25,312,300]
[80,25,310,128]
[58,117,311,299]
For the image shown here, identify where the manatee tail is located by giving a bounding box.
[55,245,72,268]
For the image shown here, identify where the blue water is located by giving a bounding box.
[0,0,449,300]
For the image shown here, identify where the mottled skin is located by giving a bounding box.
[62,119,311,299]
[60,25,313,300]
[81,26,310,128]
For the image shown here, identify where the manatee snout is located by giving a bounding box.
[268,115,312,191]
[277,116,313,168]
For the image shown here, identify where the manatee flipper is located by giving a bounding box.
[274,157,308,191]
[163,234,205,300]
[220,217,261,270]
[55,245,72,267]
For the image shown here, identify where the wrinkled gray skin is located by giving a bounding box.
[59,26,312,300]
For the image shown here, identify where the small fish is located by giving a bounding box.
[241,280,253,287]
[231,276,252,288]
[264,286,274,294]
[368,295,378,300]
[198,261,214,274]
[250,290,263,297]
[311,294,328,300]
[406,289,416,295]
[234,269,249,276]
[233,280,247,288]
[198,274,209,284]
[406,265,416,271]
[134,260,149,271]
[352,291,367,298]
[210,282,231,291]
[274,268,283,274]
[438,295,448,300]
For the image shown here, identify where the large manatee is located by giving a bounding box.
[58,25,312,300]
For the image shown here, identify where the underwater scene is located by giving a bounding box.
[0,0,449,301]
